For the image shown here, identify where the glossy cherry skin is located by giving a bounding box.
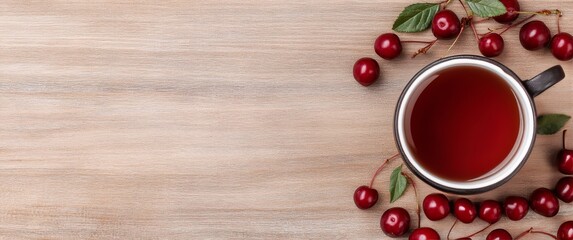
[375,33,402,60]
[423,193,450,221]
[409,227,440,240]
[381,207,411,237]
[352,57,380,86]
[479,33,504,57]
[454,198,477,223]
[555,177,573,203]
[354,185,378,209]
[479,200,502,224]
[551,32,573,61]
[486,229,512,240]
[530,187,559,217]
[493,0,520,23]
[503,196,528,221]
[519,20,551,50]
[432,10,461,39]
[558,150,573,174]
[558,221,573,240]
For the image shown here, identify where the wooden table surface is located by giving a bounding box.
[1,1,572,239]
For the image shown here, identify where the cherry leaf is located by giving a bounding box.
[537,114,571,135]
[392,3,440,33]
[465,0,507,18]
[389,165,408,203]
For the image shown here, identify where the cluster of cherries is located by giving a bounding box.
[353,0,573,87]
[354,130,573,239]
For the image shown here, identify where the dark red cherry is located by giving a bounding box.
[530,187,559,217]
[519,20,551,50]
[432,10,461,39]
[409,227,440,240]
[558,130,573,174]
[381,207,411,237]
[493,0,520,23]
[503,196,528,221]
[423,193,450,221]
[555,176,573,203]
[353,185,378,209]
[558,221,573,240]
[352,57,380,86]
[374,33,402,60]
[479,33,504,57]
[454,198,477,223]
[486,229,512,240]
[551,32,573,61]
[479,200,502,224]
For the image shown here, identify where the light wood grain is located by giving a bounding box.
[0,0,572,239]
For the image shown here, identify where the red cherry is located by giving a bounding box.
[503,196,528,221]
[486,229,512,240]
[551,33,573,61]
[479,200,502,224]
[555,176,573,203]
[353,185,378,209]
[423,193,450,221]
[493,0,520,23]
[374,33,402,60]
[432,10,461,39]
[558,221,573,240]
[519,20,551,50]
[352,57,380,86]
[479,33,504,57]
[530,187,559,217]
[454,198,477,223]
[558,130,573,174]
[409,227,440,240]
[381,207,411,237]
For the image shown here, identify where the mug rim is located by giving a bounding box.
[394,55,537,195]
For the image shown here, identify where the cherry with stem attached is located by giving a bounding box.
[353,153,400,209]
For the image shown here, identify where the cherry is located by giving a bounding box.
[479,33,505,57]
[423,193,450,221]
[354,186,378,209]
[555,176,573,203]
[381,207,411,238]
[558,130,573,174]
[530,187,559,217]
[503,196,528,221]
[551,33,573,61]
[493,0,520,23]
[486,229,512,240]
[352,57,380,86]
[453,198,477,223]
[409,227,440,240]
[479,200,502,224]
[375,33,402,60]
[558,221,573,240]
[519,20,551,50]
[432,10,461,39]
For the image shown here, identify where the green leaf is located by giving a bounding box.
[389,165,408,203]
[392,3,440,33]
[537,114,571,135]
[465,0,507,18]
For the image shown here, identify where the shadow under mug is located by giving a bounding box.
[394,55,565,195]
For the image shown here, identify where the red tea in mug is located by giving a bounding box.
[408,65,521,181]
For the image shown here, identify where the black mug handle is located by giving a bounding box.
[523,65,565,98]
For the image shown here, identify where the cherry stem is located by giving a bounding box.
[458,0,471,17]
[557,10,563,33]
[402,173,420,229]
[564,129,568,149]
[499,15,536,35]
[369,153,400,188]
[447,219,459,240]
[402,40,437,44]
[470,21,479,42]
[439,0,452,10]
[447,18,467,52]
[412,39,438,58]
[455,223,493,239]
[515,227,557,240]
